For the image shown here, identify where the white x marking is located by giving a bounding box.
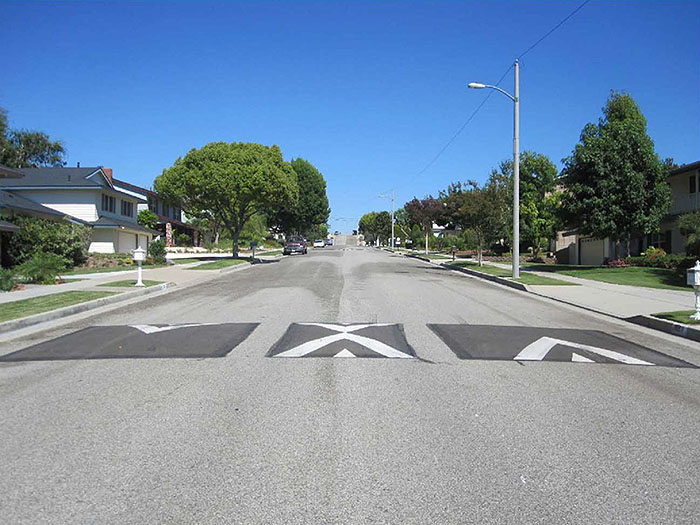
[275,323,412,358]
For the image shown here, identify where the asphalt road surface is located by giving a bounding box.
[2,235,700,524]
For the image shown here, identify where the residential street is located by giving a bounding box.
[1,235,700,524]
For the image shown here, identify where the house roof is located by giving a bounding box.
[0,167,147,202]
[0,190,85,223]
[669,160,700,177]
[0,165,25,178]
[112,177,156,197]
[92,215,160,235]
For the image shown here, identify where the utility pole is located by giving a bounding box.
[512,59,520,278]
[391,188,395,249]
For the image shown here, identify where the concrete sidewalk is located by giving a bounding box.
[461,259,694,319]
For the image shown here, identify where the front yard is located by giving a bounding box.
[188,258,249,270]
[525,264,689,292]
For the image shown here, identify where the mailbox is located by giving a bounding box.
[687,261,700,287]
[132,246,146,263]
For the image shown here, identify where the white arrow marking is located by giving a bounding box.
[129,323,217,335]
[571,352,594,363]
[297,323,394,333]
[514,336,654,366]
[274,325,412,358]
[334,349,356,358]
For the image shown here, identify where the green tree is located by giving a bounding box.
[441,177,508,265]
[560,91,671,259]
[490,151,559,256]
[404,196,443,254]
[269,158,330,235]
[154,142,298,257]
[137,209,159,230]
[678,211,700,256]
[0,107,66,168]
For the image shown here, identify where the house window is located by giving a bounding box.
[690,176,696,194]
[101,194,115,213]
[148,196,158,213]
[121,200,134,217]
[648,231,672,253]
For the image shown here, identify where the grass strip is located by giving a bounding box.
[188,258,249,270]
[651,311,700,325]
[0,291,117,323]
[450,261,575,286]
[97,280,164,288]
[64,264,167,275]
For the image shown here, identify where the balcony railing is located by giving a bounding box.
[669,193,699,215]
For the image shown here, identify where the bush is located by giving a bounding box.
[149,239,167,264]
[176,233,191,246]
[4,215,91,268]
[137,209,159,230]
[16,253,66,284]
[606,259,629,268]
[0,268,15,291]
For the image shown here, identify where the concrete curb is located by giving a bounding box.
[626,315,700,343]
[441,263,528,292]
[0,282,171,335]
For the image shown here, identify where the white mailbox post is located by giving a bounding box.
[132,246,146,287]
[686,260,700,320]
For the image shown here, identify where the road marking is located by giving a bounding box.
[268,323,415,359]
[514,336,655,366]
[571,352,594,363]
[129,323,218,334]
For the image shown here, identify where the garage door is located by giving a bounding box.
[118,232,137,254]
[579,238,605,266]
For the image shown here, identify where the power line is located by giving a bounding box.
[518,0,592,60]
[409,0,592,183]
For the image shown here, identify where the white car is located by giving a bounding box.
[313,239,325,248]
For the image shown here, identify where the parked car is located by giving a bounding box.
[313,239,325,248]
[283,236,307,255]
[324,238,334,246]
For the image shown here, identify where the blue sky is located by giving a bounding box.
[1,1,698,233]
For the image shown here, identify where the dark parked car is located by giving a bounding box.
[283,236,307,255]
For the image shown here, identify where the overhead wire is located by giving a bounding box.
[408,0,592,184]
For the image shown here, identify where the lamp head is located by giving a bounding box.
[468,82,486,89]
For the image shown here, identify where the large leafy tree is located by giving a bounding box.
[560,91,671,259]
[269,158,330,236]
[495,151,560,258]
[441,176,508,265]
[404,196,443,254]
[0,107,66,168]
[154,142,298,257]
[358,212,378,244]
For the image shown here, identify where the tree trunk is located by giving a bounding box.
[425,230,429,255]
[625,236,631,258]
[230,226,241,258]
[477,234,483,266]
[614,240,620,261]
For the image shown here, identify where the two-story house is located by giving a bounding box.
[112,178,199,246]
[0,166,157,253]
[555,160,700,264]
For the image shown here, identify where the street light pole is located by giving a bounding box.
[512,59,520,278]
[391,188,395,250]
[468,59,520,279]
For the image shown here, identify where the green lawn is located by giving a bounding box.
[64,264,167,275]
[259,249,283,256]
[0,291,116,323]
[170,258,203,264]
[449,261,575,286]
[524,264,690,291]
[188,258,249,270]
[652,311,700,325]
[97,280,164,288]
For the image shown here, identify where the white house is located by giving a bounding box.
[0,166,157,254]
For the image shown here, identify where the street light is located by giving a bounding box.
[468,59,520,279]
[379,189,395,249]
